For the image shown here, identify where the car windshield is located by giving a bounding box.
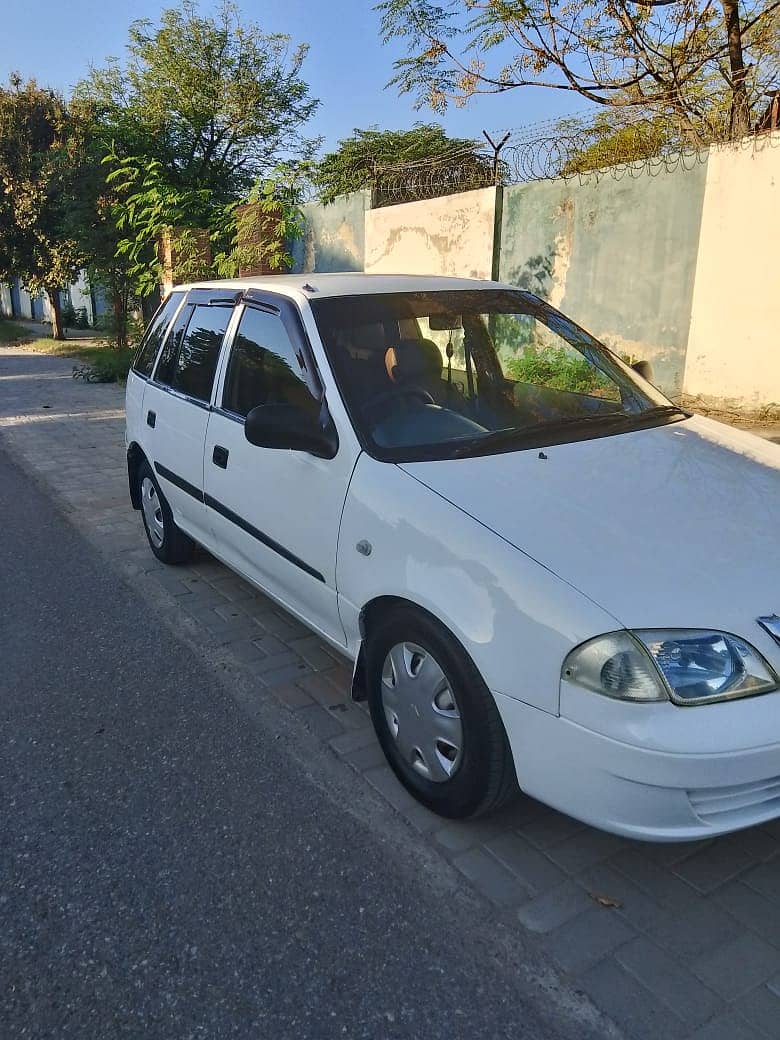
[311,289,683,462]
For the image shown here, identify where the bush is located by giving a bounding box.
[505,345,607,395]
[0,315,32,343]
[61,302,89,329]
[72,347,134,383]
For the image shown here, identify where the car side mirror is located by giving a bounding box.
[244,403,338,459]
[631,359,654,382]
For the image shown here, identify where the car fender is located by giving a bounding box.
[336,454,619,715]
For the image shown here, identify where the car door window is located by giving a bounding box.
[171,305,233,403]
[154,303,232,403]
[132,291,184,377]
[222,306,319,419]
[154,304,193,387]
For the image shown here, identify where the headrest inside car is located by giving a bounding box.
[385,338,443,383]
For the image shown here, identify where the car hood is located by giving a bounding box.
[400,416,780,646]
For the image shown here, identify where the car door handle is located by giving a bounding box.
[212,445,229,469]
[146,410,156,428]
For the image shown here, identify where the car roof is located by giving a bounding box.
[175,272,516,302]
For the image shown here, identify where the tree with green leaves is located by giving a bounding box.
[0,76,83,339]
[315,124,496,205]
[103,152,213,299]
[214,163,311,276]
[58,97,140,346]
[558,114,674,175]
[72,0,319,311]
[76,1,320,207]
[378,1,780,144]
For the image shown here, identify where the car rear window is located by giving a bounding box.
[132,292,184,377]
[165,304,233,403]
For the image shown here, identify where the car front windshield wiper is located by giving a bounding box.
[618,404,690,426]
[451,405,689,459]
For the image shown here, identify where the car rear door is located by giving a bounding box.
[143,290,237,545]
[203,293,358,646]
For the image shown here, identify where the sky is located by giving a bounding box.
[0,0,585,152]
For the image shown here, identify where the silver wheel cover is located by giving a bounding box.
[141,476,165,548]
[380,642,463,783]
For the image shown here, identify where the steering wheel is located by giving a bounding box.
[363,385,434,420]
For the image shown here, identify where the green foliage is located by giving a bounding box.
[59,96,139,347]
[72,346,134,383]
[92,308,145,344]
[505,346,608,396]
[561,117,672,176]
[67,2,319,304]
[61,301,89,329]
[378,2,780,142]
[104,152,213,295]
[76,1,319,205]
[214,163,309,276]
[314,123,495,205]
[0,316,33,343]
[0,75,84,336]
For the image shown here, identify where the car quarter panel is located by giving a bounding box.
[337,454,619,715]
[125,370,146,454]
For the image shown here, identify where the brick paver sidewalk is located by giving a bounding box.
[2,345,779,1040]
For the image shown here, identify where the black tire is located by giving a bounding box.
[366,606,518,819]
[137,459,194,565]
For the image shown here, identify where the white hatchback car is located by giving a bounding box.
[125,273,780,840]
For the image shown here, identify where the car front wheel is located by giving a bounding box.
[366,606,518,819]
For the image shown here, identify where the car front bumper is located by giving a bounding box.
[494,688,780,841]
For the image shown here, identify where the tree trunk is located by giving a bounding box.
[47,288,64,340]
[141,289,161,326]
[721,1,751,138]
[112,287,127,350]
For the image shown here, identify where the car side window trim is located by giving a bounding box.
[149,290,242,408]
[212,297,325,423]
[211,404,245,425]
[162,303,233,403]
[142,289,328,420]
[208,303,245,413]
[132,291,188,379]
[149,382,213,411]
[150,302,194,387]
[241,293,326,403]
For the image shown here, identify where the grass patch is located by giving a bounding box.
[0,318,34,343]
[13,337,135,383]
[505,345,617,397]
[73,348,135,383]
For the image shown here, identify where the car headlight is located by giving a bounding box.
[563,630,778,706]
[636,630,778,704]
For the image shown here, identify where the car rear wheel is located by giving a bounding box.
[366,606,518,819]
[137,459,194,565]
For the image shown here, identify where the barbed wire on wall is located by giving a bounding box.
[367,99,780,206]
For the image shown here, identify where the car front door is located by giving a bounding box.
[144,292,236,545]
[204,295,356,646]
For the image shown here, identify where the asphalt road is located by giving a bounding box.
[0,446,607,1040]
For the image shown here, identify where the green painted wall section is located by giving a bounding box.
[498,159,710,397]
[291,190,369,274]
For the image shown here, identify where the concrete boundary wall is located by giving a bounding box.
[292,190,369,275]
[498,163,709,399]
[3,139,778,411]
[364,187,498,279]
[683,137,780,415]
